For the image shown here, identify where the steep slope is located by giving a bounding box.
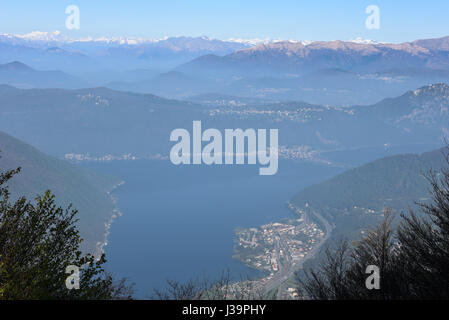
[0,130,121,255]
[292,148,448,239]
[361,83,449,142]
[369,82,449,117]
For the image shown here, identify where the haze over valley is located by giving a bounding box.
[2,21,449,299]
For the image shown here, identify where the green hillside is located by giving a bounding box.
[0,130,122,255]
[292,148,448,239]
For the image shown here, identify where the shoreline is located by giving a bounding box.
[94,180,126,259]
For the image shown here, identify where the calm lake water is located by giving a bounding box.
[82,143,441,297]
[84,159,342,297]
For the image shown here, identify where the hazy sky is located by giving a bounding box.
[1,0,449,42]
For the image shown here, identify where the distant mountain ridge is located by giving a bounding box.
[0,85,203,157]
[291,147,448,272]
[3,34,449,104]
[365,83,449,129]
[180,36,449,76]
[0,32,257,48]
[0,61,88,89]
[0,82,447,162]
[166,36,449,104]
[0,34,253,73]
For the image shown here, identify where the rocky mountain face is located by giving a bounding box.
[180,36,449,76]
[369,83,449,129]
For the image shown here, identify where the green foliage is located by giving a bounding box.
[293,149,447,214]
[0,167,133,300]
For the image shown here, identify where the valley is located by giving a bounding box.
[2,27,449,300]
[2,78,447,296]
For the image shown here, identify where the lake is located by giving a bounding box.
[84,159,342,297]
[83,143,441,297]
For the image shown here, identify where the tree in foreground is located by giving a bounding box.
[298,149,449,300]
[0,166,133,299]
[152,270,268,300]
[397,153,449,299]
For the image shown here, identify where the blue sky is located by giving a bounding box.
[1,0,449,42]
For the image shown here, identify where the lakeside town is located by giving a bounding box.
[64,145,328,163]
[232,203,327,299]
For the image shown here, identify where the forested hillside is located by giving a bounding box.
[293,148,448,239]
[0,130,121,254]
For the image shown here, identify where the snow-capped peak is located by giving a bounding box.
[349,37,379,44]
[0,31,313,47]
[14,31,67,42]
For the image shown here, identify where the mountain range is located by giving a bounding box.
[2,32,449,293]
[102,36,449,104]
[180,36,449,76]
[0,61,87,89]
[168,36,449,104]
[0,33,252,74]
[2,34,449,104]
[0,82,447,163]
